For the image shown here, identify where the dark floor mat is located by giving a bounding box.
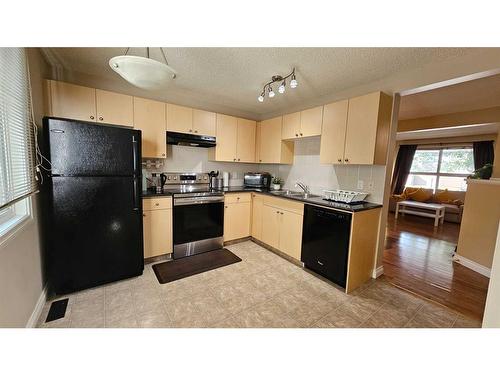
[45,298,69,322]
[152,248,241,284]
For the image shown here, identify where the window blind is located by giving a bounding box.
[0,48,37,209]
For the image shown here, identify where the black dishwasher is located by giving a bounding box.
[301,204,351,288]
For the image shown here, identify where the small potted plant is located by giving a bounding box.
[271,176,283,191]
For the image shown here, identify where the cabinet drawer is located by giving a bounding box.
[263,196,304,215]
[225,193,251,204]
[143,197,172,210]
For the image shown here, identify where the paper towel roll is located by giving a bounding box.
[223,171,229,187]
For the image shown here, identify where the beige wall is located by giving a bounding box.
[457,179,500,269]
[0,48,49,327]
[483,223,500,327]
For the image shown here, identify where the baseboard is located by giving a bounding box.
[372,265,384,278]
[453,254,491,278]
[26,284,48,328]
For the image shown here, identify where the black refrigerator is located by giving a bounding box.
[42,117,144,295]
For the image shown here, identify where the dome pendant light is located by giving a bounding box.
[257,68,297,102]
[109,47,177,90]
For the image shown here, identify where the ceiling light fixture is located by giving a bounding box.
[257,68,297,102]
[109,47,176,90]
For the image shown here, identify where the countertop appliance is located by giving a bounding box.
[162,172,224,259]
[42,117,143,295]
[301,204,351,288]
[167,131,216,148]
[244,172,271,189]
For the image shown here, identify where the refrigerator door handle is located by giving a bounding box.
[133,176,139,211]
[132,135,138,174]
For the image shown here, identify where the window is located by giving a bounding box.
[405,146,474,192]
[0,48,36,236]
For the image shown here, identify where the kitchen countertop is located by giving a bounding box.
[217,186,383,213]
[141,187,382,212]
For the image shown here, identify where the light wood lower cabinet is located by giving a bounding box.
[224,193,251,241]
[251,193,263,240]
[261,198,304,260]
[142,198,172,258]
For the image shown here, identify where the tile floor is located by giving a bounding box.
[37,240,482,328]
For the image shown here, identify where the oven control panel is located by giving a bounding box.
[163,173,209,184]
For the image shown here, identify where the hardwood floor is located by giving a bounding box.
[384,212,489,320]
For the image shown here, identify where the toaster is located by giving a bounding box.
[244,172,271,188]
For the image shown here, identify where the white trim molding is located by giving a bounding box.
[453,254,491,278]
[26,284,47,328]
[372,265,384,278]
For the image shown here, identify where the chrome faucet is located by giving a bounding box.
[295,181,310,195]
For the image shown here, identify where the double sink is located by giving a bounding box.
[269,190,319,200]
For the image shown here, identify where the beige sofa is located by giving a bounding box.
[389,188,465,223]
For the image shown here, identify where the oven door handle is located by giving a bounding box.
[174,196,225,206]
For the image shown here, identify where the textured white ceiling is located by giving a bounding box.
[42,47,480,120]
[399,73,500,120]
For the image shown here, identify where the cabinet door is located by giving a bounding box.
[259,116,283,163]
[344,92,380,165]
[166,103,193,133]
[143,208,173,258]
[224,202,251,241]
[261,204,280,249]
[48,80,96,122]
[282,112,300,140]
[255,121,262,163]
[215,114,238,161]
[251,193,263,240]
[236,118,256,162]
[95,89,134,127]
[193,109,216,136]
[133,97,167,158]
[320,100,348,164]
[279,211,303,260]
[300,106,323,137]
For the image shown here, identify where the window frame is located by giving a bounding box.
[406,145,473,192]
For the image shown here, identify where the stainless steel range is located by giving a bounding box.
[162,173,224,259]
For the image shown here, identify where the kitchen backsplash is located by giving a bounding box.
[143,139,386,204]
[142,145,279,189]
[278,137,386,204]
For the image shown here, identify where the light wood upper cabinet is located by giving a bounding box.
[46,80,96,122]
[236,118,256,162]
[166,103,193,133]
[193,109,216,136]
[258,116,294,164]
[95,89,134,127]
[320,99,349,164]
[212,114,238,161]
[282,106,322,140]
[224,194,251,241]
[142,198,173,258]
[255,122,262,163]
[344,92,392,165]
[282,112,301,140]
[133,97,167,158]
[251,193,263,240]
[300,106,323,137]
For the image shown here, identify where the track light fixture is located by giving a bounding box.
[257,68,298,102]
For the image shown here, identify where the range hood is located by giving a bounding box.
[166,131,216,148]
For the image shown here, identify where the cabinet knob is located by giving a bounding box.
[90,115,95,120]
[99,116,103,121]
[155,203,159,206]
[237,197,240,200]
[194,130,198,133]
[337,158,342,162]
[189,129,193,132]
[142,214,146,217]
[344,158,349,162]
[162,153,166,156]
[237,158,240,161]
[300,133,303,136]
[295,133,298,137]
[259,159,262,162]
[276,211,279,214]
[280,212,284,215]
[225,206,228,208]
[233,158,236,161]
